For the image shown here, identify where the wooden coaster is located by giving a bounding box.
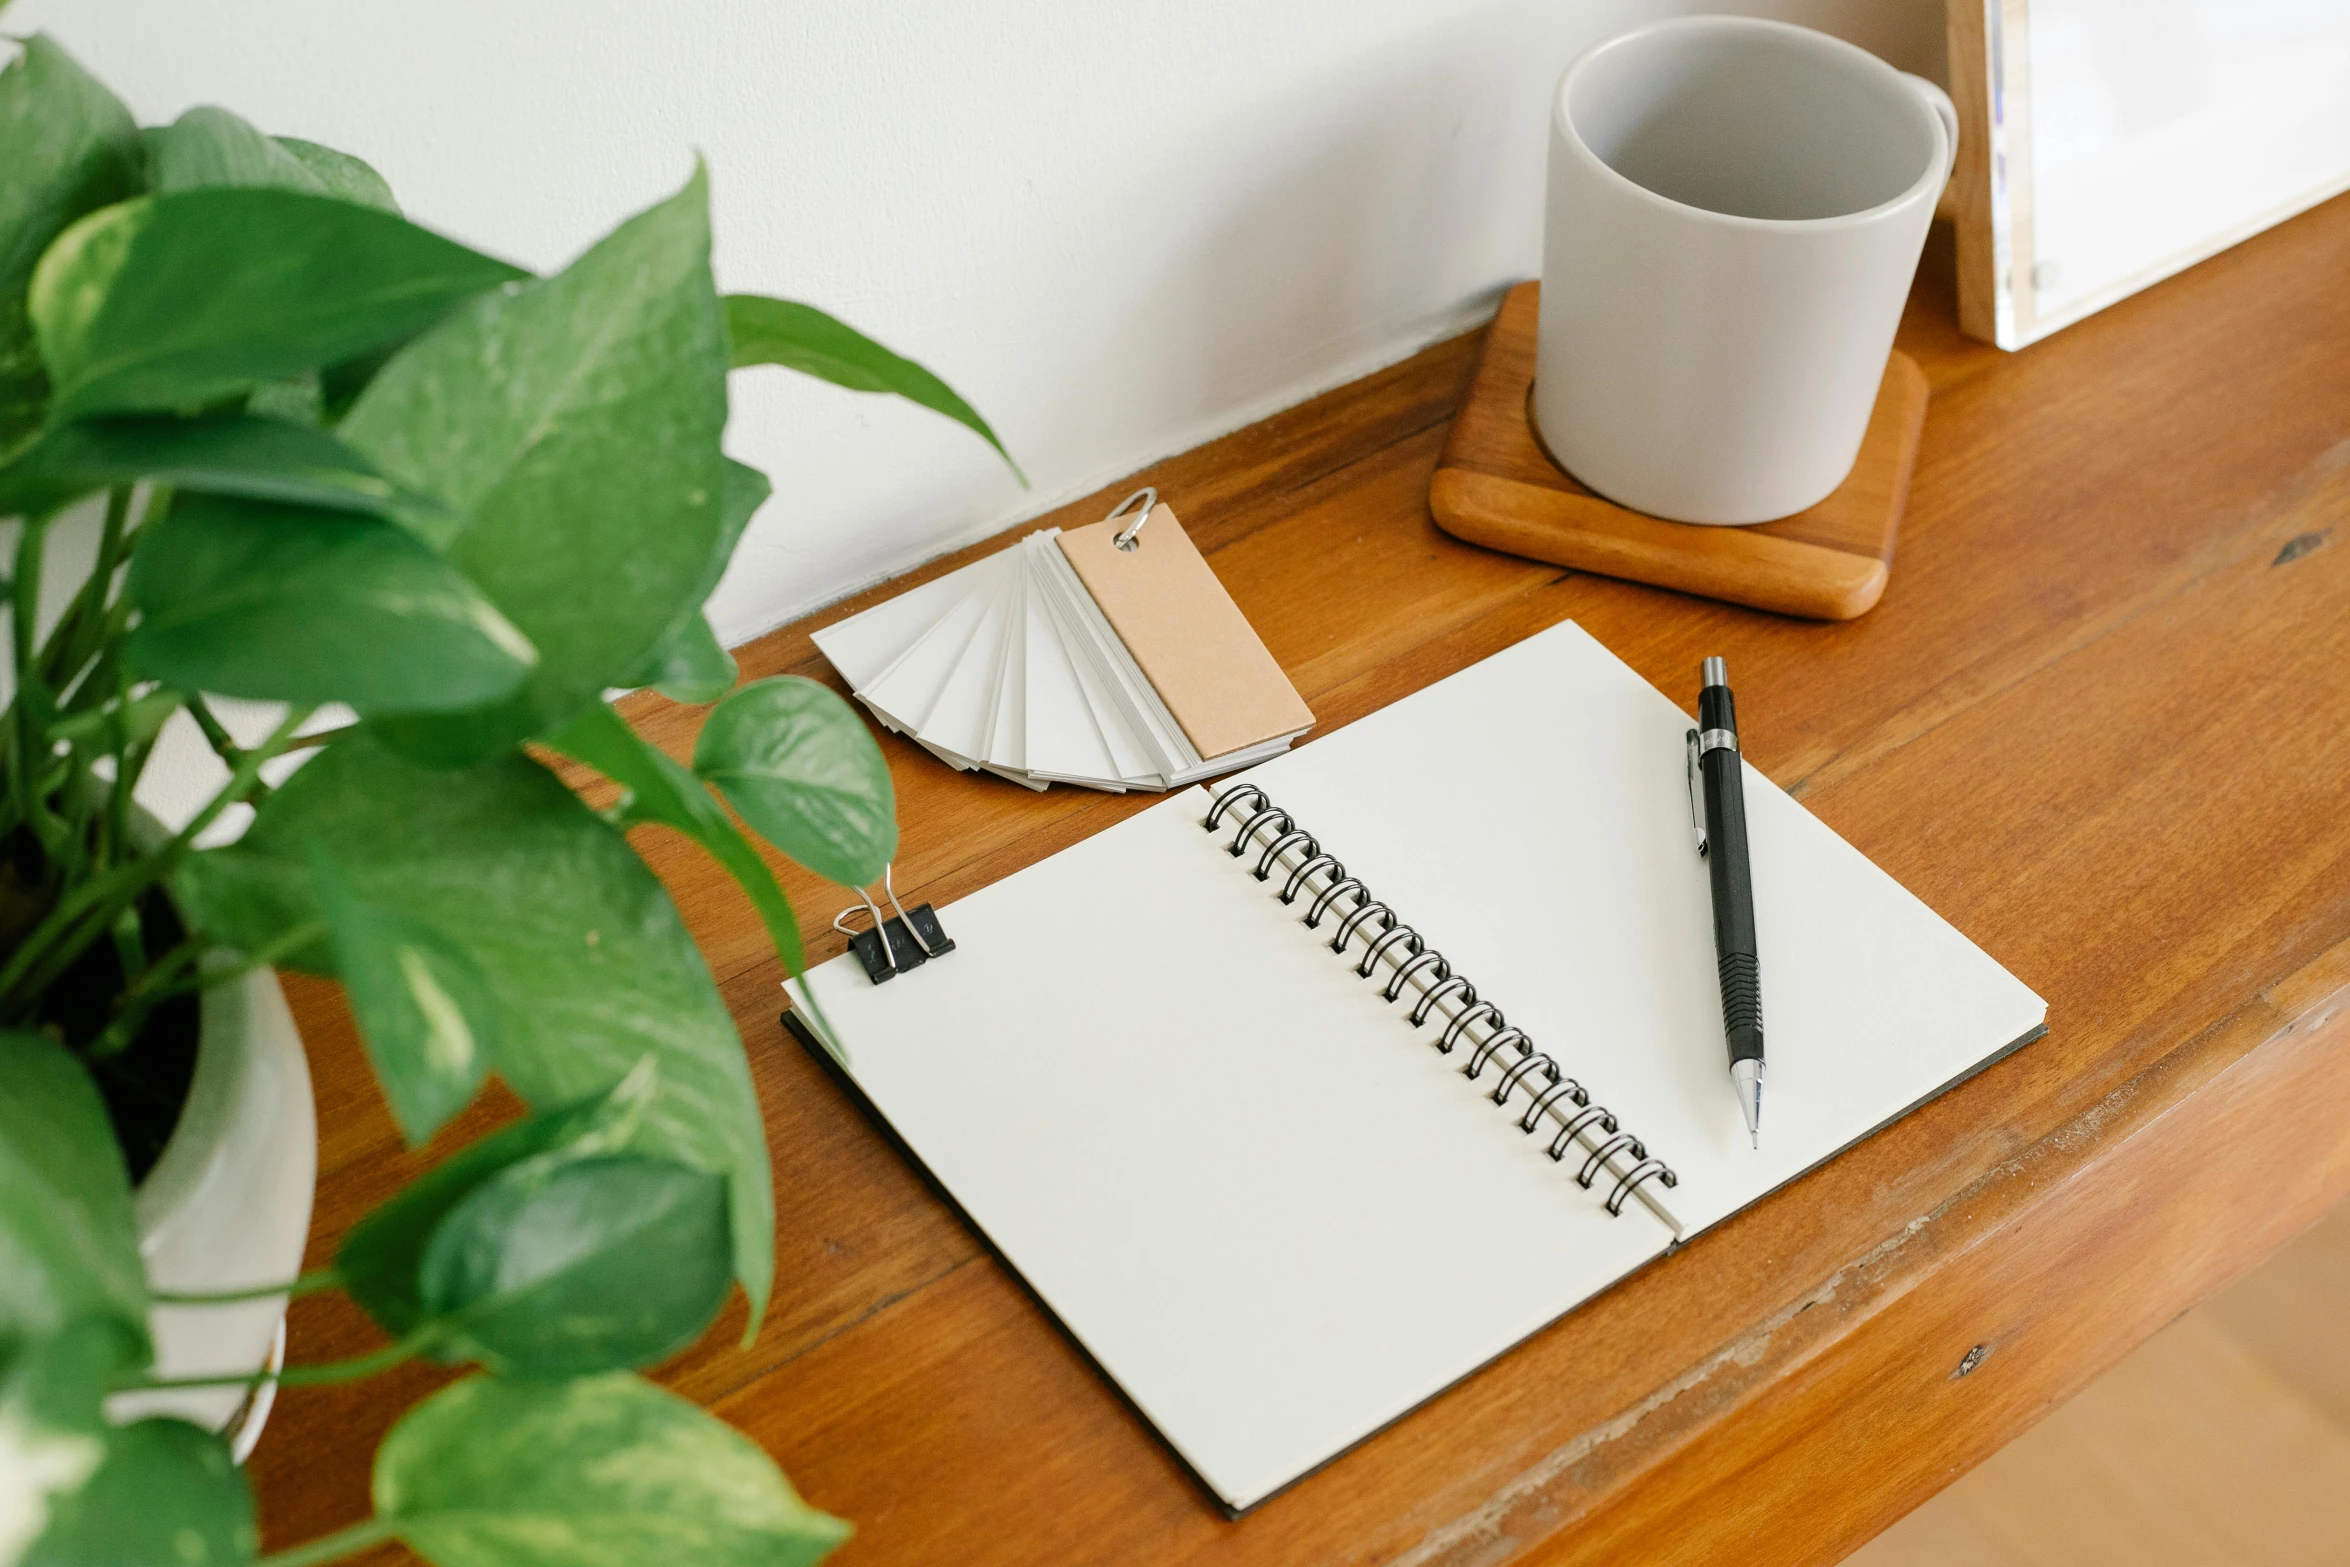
[1430,281,1928,620]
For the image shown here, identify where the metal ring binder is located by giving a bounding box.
[1520,1073,1588,1131]
[1281,853,1345,905]
[1605,1159,1679,1215]
[1357,923,1423,978]
[1549,1103,1617,1161]
[1203,782,1268,832]
[1198,779,1676,1219]
[1230,805,1292,857]
[1493,1049,1560,1105]
[1385,949,1450,1003]
[1107,485,1158,551]
[1304,876,1370,929]
[1439,1000,1504,1055]
[1577,1133,1645,1190]
[1330,899,1398,954]
[1410,974,1475,1026]
[1255,830,1317,881]
[1466,1025,1532,1079]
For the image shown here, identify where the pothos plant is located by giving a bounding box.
[0,33,1016,1567]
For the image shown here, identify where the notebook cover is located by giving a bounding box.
[1057,506,1313,760]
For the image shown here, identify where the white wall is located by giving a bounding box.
[13,0,1942,644]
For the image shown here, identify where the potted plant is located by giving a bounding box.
[1,34,1013,1567]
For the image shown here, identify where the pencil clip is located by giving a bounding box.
[1684,729,1709,858]
[1106,486,1158,552]
[832,864,956,985]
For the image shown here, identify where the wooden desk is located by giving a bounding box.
[254,201,2350,1566]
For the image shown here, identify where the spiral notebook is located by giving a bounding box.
[786,620,2046,1513]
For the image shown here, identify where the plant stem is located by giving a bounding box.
[8,512,71,868]
[283,721,353,753]
[274,1332,435,1385]
[86,918,329,1060]
[11,511,44,701]
[116,1325,436,1394]
[256,1518,399,1567]
[104,903,145,998]
[0,705,315,1018]
[36,485,133,690]
[184,694,242,765]
[80,936,203,1060]
[97,661,134,873]
[150,1267,342,1306]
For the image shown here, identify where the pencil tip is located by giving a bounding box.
[1732,1059,1764,1150]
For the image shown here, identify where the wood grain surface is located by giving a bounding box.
[1852,1201,2350,1566]
[249,201,2350,1567]
[1430,281,1928,619]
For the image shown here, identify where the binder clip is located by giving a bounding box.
[834,865,954,984]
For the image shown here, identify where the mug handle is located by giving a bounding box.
[1900,72,1960,187]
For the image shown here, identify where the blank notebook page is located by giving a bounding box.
[796,618,2045,1511]
[799,793,1678,1512]
[1231,620,2047,1237]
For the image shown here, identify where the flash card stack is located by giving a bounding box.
[812,493,1313,792]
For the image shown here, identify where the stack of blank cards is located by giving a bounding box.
[813,492,1313,792]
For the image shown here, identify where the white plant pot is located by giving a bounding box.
[105,968,316,1460]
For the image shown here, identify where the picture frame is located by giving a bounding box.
[1945,0,2350,349]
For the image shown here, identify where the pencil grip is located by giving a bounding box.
[1201,778,1679,1221]
[1717,951,1765,1063]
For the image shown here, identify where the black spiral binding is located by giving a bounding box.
[1202,780,1678,1220]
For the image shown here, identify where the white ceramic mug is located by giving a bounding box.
[1534,17,1957,525]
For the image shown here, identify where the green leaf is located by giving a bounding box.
[631,613,736,706]
[546,703,804,978]
[0,412,446,520]
[312,847,496,1145]
[147,106,322,197]
[725,294,1022,482]
[143,105,397,214]
[708,457,769,593]
[317,347,393,424]
[419,1154,730,1377]
[376,1374,849,1567]
[0,1317,139,1434]
[174,844,335,976]
[0,1034,148,1351]
[126,491,537,713]
[338,1064,656,1341]
[0,1318,143,1565]
[244,372,323,428]
[677,456,768,630]
[194,734,775,1314]
[21,1416,256,1567]
[274,137,399,214]
[343,167,729,762]
[0,35,144,461]
[620,455,766,704]
[693,677,897,888]
[29,187,524,420]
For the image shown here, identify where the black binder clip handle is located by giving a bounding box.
[834,864,955,985]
